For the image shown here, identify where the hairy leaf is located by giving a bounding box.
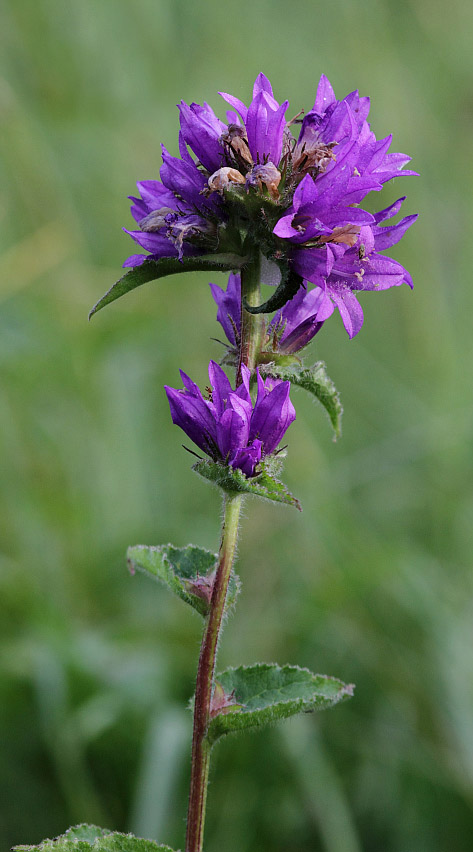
[207,663,354,742]
[127,543,240,617]
[260,361,343,439]
[13,824,175,852]
[243,267,303,315]
[192,459,301,510]
[89,254,246,318]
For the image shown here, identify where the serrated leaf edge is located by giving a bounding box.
[214,661,355,698]
[127,543,218,617]
[127,543,241,618]
[207,663,354,742]
[260,360,343,440]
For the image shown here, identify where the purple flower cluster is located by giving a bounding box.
[124,72,416,337]
[165,361,295,477]
[140,72,419,474]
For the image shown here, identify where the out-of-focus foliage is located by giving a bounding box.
[1,1,473,851]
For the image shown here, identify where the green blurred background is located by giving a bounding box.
[1,1,473,850]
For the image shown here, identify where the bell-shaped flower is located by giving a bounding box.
[165,361,295,477]
[321,201,418,338]
[210,272,334,355]
[209,272,241,347]
[268,287,334,353]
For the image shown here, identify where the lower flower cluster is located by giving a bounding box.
[165,361,295,477]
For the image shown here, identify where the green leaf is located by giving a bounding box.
[243,266,303,315]
[127,543,240,617]
[89,254,247,318]
[207,663,354,743]
[192,459,301,511]
[260,361,343,440]
[58,827,111,842]
[13,824,176,851]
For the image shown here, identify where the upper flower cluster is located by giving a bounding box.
[165,361,295,477]
[124,72,416,337]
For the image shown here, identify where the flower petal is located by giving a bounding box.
[165,385,217,454]
[179,101,226,172]
[123,228,178,256]
[231,439,262,477]
[219,91,248,122]
[253,72,274,98]
[326,284,364,338]
[250,379,296,455]
[208,360,233,417]
[209,272,241,346]
[373,214,418,251]
[246,91,288,166]
[313,74,336,114]
[217,408,249,460]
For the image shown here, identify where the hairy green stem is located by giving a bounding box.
[185,254,263,851]
[237,254,266,381]
[185,493,242,852]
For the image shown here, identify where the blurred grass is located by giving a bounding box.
[1,0,473,850]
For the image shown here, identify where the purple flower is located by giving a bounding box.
[219,72,289,166]
[123,71,416,331]
[209,272,241,347]
[178,101,226,174]
[211,190,416,341]
[210,271,334,353]
[124,149,222,267]
[268,286,334,352]
[319,198,418,337]
[274,194,417,338]
[165,361,295,477]
[294,75,417,190]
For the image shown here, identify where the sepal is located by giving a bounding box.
[192,459,301,510]
[13,824,176,851]
[127,543,240,617]
[260,361,343,440]
[206,663,354,743]
[89,254,247,318]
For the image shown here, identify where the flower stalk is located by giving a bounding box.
[185,492,243,852]
[237,254,265,381]
[186,254,268,851]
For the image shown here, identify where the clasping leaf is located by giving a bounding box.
[127,543,240,617]
[192,459,301,510]
[207,663,354,744]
